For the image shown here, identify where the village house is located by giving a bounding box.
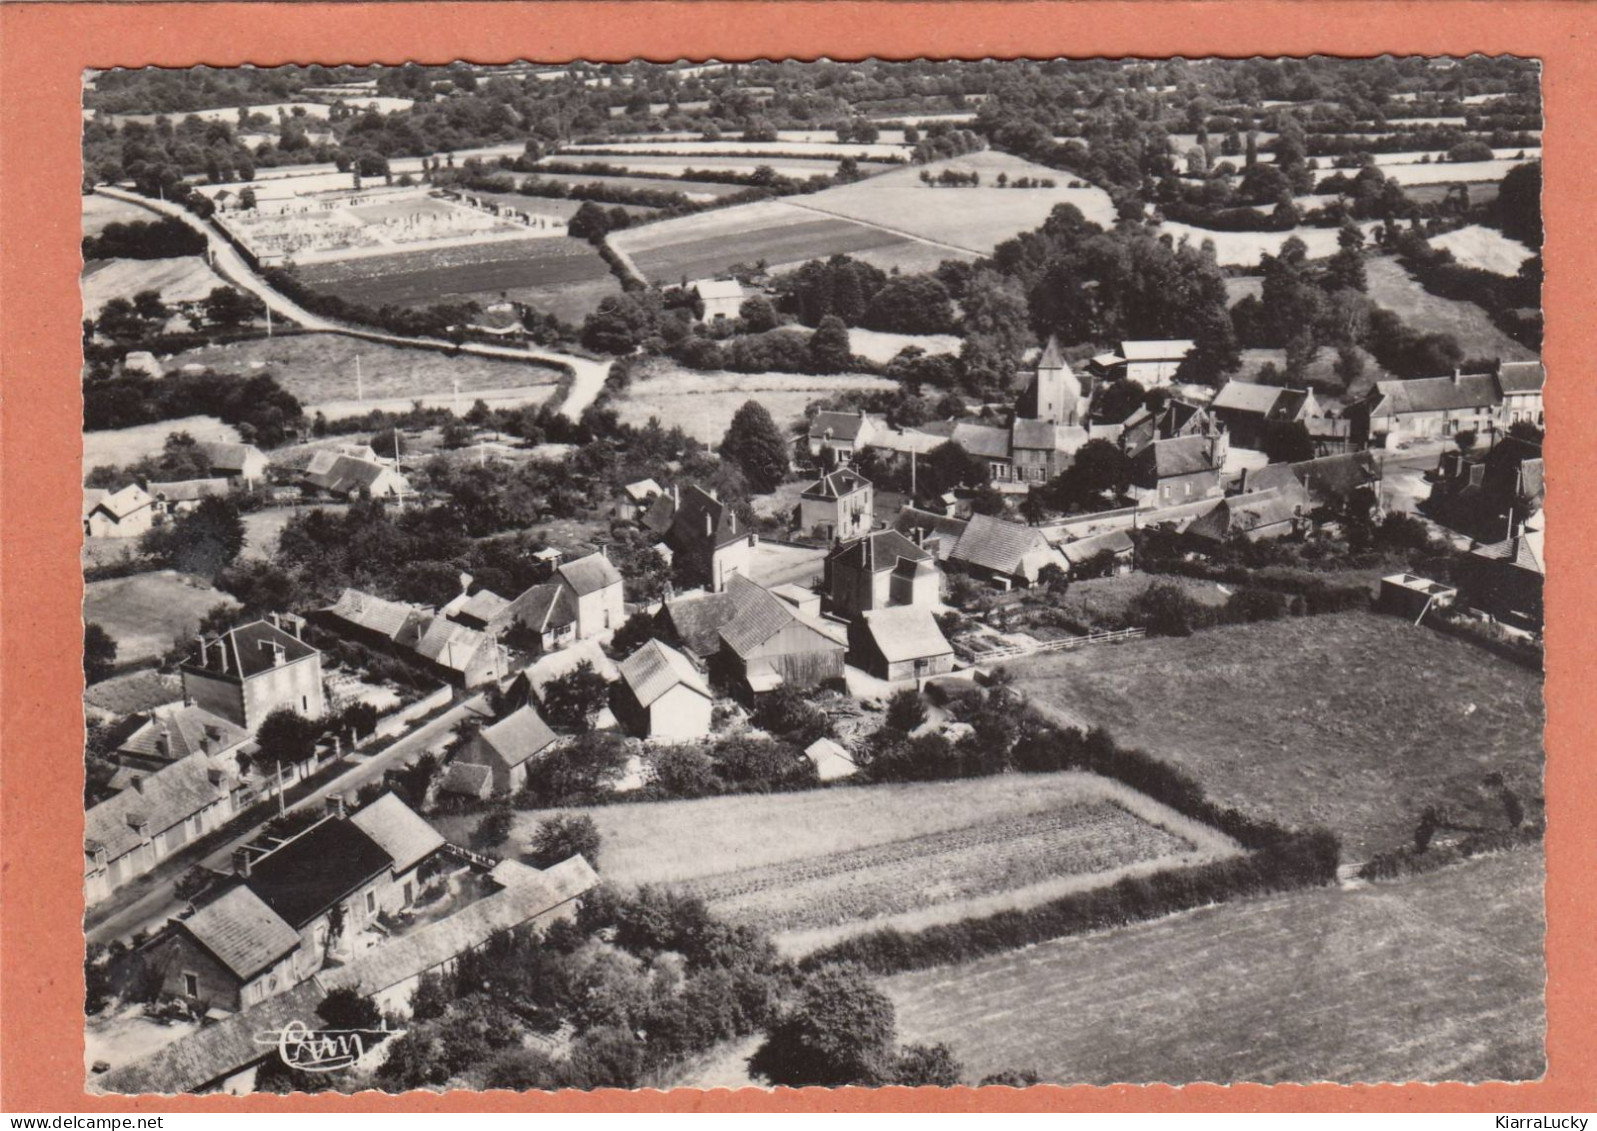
[848,605,956,683]
[143,885,306,1015]
[1118,399,1216,454]
[1090,339,1195,387]
[658,575,847,697]
[303,451,410,499]
[501,583,579,653]
[824,529,942,620]
[321,589,432,650]
[454,705,560,795]
[148,479,233,519]
[84,751,238,904]
[441,582,513,634]
[409,615,505,688]
[1184,483,1310,547]
[613,639,714,740]
[553,551,626,639]
[1210,381,1322,450]
[646,484,757,593]
[616,478,664,523]
[1060,528,1136,578]
[1130,433,1226,508]
[1457,525,1545,630]
[691,277,748,322]
[502,639,621,721]
[950,421,1015,484]
[1352,368,1543,448]
[806,409,878,461]
[949,512,1066,589]
[83,483,155,539]
[1237,450,1382,521]
[892,507,969,563]
[114,702,250,774]
[799,467,875,542]
[1426,435,1543,539]
[180,615,324,734]
[197,441,270,486]
[1497,360,1546,428]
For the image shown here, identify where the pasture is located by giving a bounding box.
[1006,611,1544,860]
[886,847,1545,1084]
[1365,255,1538,361]
[562,139,913,162]
[1374,158,1536,185]
[797,151,1118,255]
[83,571,238,667]
[82,193,151,237]
[846,328,962,365]
[500,170,749,202]
[1153,220,1381,267]
[162,332,560,406]
[453,772,1235,953]
[84,416,240,474]
[538,153,869,180]
[612,360,895,444]
[608,199,943,283]
[1427,224,1535,276]
[82,256,229,321]
[295,236,619,323]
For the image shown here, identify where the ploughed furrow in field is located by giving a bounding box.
[684,801,1193,935]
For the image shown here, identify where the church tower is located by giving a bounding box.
[1031,336,1085,425]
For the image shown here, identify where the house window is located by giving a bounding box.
[182,971,199,998]
[1184,482,1192,497]
[365,890,377,916]
[301,695,309,712]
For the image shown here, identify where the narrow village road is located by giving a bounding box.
[93,188,612,419]
[85,694,492,948]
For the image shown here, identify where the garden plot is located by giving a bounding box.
[1428,224,1536,275]
[501,169,747,203]
[846,329,962,364]
[886,847,1545,1085]
[457,772,1235,955]
[538,153,865,180]
[797,151,1119,255]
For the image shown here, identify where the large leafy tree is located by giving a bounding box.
[142,495,247,577]
[529,813,602,869]
[719,400,790,493]
[748,964,900,1087]
[84,623,118,684]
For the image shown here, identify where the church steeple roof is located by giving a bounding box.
[1038,335,1068,371]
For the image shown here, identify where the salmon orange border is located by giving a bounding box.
[3,2,1593,1111]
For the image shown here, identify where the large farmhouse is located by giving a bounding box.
[179,616,324,733]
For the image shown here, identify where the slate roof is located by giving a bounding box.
[950,422,1012,461]
[324,589,423,642]
[950,513,1052,577]
[412,616,494,673]
[1141,435,1218,479]
[1213,381,1290,415]
[440,760,493,797]
[85,753,231,865]
[177,885,301,981]
[659,589,742,659]
[719,575,846,659]
[517,638,618,699]
[197,441,263,475]
[1470,530,1545,574]
[477,706,559,769]
[1371,374,1500,415]
[117,704,248,765]
[244,818,393,930]
[891,508,969,562]
[349,793,445,874]
[1060,528,1135,565]
[1037,335,1068,370]
[445,588,511,629]
[859,606,954,664]
[185,620,319,683]
[808,410,870,443]
[1496,360,1545,395]
[83,488,108,519]
[827,529,932,574]
[670,484,749,551]
[619,639,710,708]
[1186,485,1306,542]
[557,551,623,597]
[508,583,578,634]
[802,467,871,500]
[622,478,663,502]
[304,454,405,496]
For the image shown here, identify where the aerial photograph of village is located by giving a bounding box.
[78,56,1545,1095]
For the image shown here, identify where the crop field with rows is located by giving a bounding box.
[684,801,1194,936]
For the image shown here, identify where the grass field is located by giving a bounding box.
[450,772,1235,952]
[82,193,152,237]
[886,847,1545,1084]
[845,329,962,364]
[503,170,749,202]
[797,151,1118,255]
[162,332,561,406]
[83,571,238,667]
[1405,181,1501,208]
[563,139,912,162]
[1155,220,1382,267]
[1428,224,1535,276]
[540,153,870,179]
[1365,255,1537,361]
[82,256,229,321]
[295,235,619,323]
[609,199,939,284]
[613,360,895,443]
[1375,158,1535,185]
[84,416,240,475]
[1043,572,1232,632]
[1006,611,1544,860]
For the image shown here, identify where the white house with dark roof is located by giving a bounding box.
[1115,339,1195,387]
[148,478,233,517]
[691,277,748,322]
[807,410,877,460]
[554,551,625,639]
[1355,366,1545,446]
[179,615,324,733]
[303,451,409,499]
[800,467,874,541]
[613,639,713,740]
[197,441,269,486]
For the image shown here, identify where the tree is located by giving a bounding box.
[749,964,900,1087]
[739,295,779,333]
[141,495,246,576]
[254,706,324,772]
[861,276,957,335]
[318,987,382,1032]
[1494,161,1542,248]
[884,687,927,734]
[609,611,657,658]
[920,440,989,500]
[84,622,118,684]
[719,400,790,493]
[529,813,602,869]
[475,805,515,851]
[541,660,612,731]
[1049,438,1132,512]
[894,1043,964,1086]
[807,315,853,374]
[203,285,259,328]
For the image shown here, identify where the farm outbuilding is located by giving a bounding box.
[613,639,714,740]
[849,605,955,683]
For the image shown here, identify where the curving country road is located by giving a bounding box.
[94,187,612,419]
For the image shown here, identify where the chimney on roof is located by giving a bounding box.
[232,847,253,878]
[459,571,474,595]
[207,767,224,786]
[597,541,609,561]
[127,813,149,836]
[1453,368,1462,386]
[280,612,305,641]
[129,774,145,795]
